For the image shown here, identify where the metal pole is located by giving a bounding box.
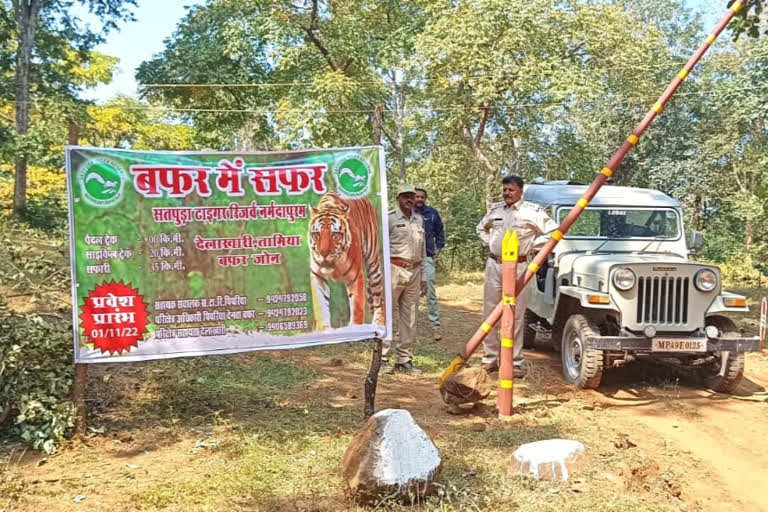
[498,230,518,418]
[441,2,747,375]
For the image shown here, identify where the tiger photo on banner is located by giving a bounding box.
[309,193,384,329]
[66,146,393,364]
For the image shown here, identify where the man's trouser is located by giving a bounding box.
[481,258,529,369]
[424,256,440,329]
[383,263,422,364]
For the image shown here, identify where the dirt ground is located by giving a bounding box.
[2,277,767,511]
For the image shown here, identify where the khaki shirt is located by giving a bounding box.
[389,207,426,263]
[476,200,558,257]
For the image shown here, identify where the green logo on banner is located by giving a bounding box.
[333,154,372,198]
[78,159,126,207]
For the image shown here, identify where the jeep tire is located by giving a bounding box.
[561,314,604,389]
[523,309,539,349]
[700,316,745,394]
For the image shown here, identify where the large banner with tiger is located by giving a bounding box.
[66,146,392,363]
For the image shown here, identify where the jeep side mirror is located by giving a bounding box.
[687,230,703,250]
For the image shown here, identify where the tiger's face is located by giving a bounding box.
[309,209,351,274]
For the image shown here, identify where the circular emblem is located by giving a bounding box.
[77,158,127,207]
[80,281,150,355]
[333,154,373,198]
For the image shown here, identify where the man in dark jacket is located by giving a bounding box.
[415,187,445,340]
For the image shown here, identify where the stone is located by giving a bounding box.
[342,409,442,504]
[510,439,585,482]
[440,367,492,405]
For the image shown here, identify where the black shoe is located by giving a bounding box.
[482,361,499,373]
[379,362,393,375]
[513,366,526,379]
[394,361,423,375]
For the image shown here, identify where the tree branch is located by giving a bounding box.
[302,0,339,72]
[458,119,499,177]
[475,105,489,146]
[382,125,398,150]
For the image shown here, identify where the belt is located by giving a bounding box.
[489,253,527,264]
[391,257,423,269]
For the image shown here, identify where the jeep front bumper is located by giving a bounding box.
[586,335,760,353]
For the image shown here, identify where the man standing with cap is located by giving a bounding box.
[383,184,426,375]
[476,175,557,377]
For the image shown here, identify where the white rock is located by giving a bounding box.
[342,408,442,503]
[511,439,585,481]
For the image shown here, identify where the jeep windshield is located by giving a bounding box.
[557,207,681,239]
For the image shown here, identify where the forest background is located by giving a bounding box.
[0,0,766,452]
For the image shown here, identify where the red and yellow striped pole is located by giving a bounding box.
[498,230,518,418]
[439,1,747,386]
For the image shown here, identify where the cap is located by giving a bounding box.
[397,184,416,196]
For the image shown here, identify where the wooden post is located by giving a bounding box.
[373,104,382,147]
[363,104,384,419]
[364,338,383,419]
[498,230,518,419]
[72,363,88,438]
[67,118,79,145]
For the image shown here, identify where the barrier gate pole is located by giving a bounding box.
[440,1,748,385]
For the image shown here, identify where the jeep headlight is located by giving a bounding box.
[612,268,636,291]
[694,269,717,292]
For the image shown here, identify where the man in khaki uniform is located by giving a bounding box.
[476,175,558,377]
[383,184,426,375]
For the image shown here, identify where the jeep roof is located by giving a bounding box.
[524,183,681,208]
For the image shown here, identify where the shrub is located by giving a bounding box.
[0,312,74,453]
[710,260,768,289]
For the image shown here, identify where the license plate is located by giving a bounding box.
[651,338,707,352]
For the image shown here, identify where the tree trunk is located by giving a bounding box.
[12,0,42,217]
[457,114,499,208]
[745,218,753,265]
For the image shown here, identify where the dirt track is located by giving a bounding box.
[529,349,768,511]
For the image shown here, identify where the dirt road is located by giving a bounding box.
[526,348,768,511]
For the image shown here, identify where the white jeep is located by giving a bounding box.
[523,182,759,393]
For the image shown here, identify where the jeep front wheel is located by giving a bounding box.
[561,314,604,389]
[700,316,745,394]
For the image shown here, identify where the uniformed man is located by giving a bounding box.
[383,184,426,375]
[476,175,558,377]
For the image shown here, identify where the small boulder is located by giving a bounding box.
[342,409,442,504]
[440,367,492,405]
[510,439,585,482]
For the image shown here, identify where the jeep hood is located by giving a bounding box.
[561,253,698,292]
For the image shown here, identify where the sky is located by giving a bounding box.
[79,0,202,103]
[80,0,727,104]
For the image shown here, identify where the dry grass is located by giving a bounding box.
[4,275,766,512]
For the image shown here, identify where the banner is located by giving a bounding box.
[66,146,392,363]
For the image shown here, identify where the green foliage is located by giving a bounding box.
[729,0,765,40]
[714,260,768,288]
[84,95,197,150]
[0,313,74,454]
